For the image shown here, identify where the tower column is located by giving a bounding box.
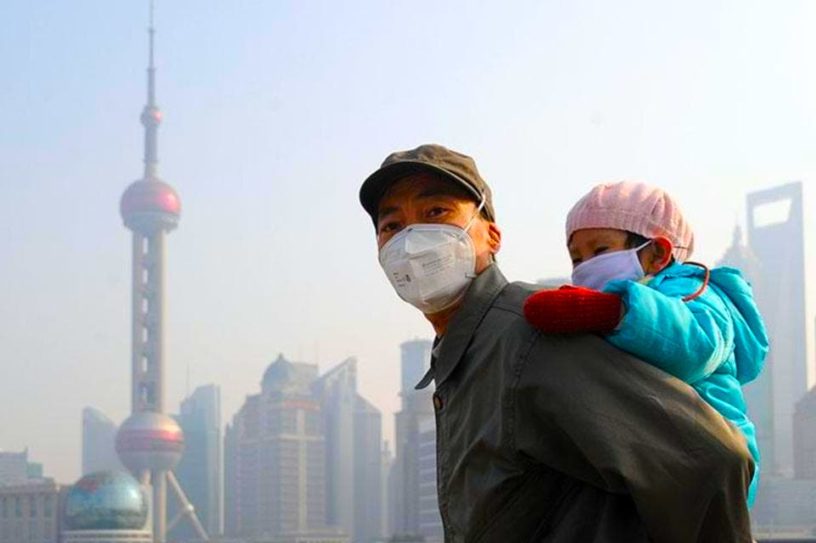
[153,470,167,543]
[148,230,166,413]
[131,233,145,413]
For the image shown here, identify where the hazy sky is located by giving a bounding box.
[2,0,815,483]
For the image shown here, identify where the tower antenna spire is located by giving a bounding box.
[142,0,161,178]
[148,0,155,103]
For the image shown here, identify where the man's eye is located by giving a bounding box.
[378,222,400,234]
[426,207,447,219]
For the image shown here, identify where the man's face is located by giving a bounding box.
[375,172,500,274]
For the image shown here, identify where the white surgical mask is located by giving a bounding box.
[378,198,485,314]
[571,241,651,291]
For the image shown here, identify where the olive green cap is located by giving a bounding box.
[359,143,495,225]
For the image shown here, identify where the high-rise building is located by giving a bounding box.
[794,386,816,480]
[314,360,356,538]
[225,355,327,539]
[82,407,123,475]
[313,358,384,543]
[354,396,384,543]
[392,340,434,537]
[399,341,432,397]
[170,384,222,540]
[26,464,43,480]
[749,478,816,535]
[380,442,393,538]
[0,450,30,486]
[113,5,207,542]
[717,182,808,479]
[743,182,807,478]
[416,418,442,543]
[223,421,238,537]
[0,449,45,486]
[0,480,65,543]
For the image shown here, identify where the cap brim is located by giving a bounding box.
[359,160,484,225]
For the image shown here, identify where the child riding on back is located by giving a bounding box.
[524,181,769,505]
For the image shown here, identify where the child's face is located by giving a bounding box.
[568,228,631,269]
[568,228,673,275]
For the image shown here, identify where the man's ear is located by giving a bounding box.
[644,236,673,273]
[487,222,502,255]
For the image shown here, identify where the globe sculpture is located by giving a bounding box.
[64,471,148,531]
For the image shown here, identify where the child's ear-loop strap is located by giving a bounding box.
[681,261,711,302]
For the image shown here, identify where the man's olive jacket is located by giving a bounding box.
[415,265,753,542]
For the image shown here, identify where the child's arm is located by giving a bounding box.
[523,286,623,334]
[603,277,734,385]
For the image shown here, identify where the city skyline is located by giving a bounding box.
[3,0,816,486]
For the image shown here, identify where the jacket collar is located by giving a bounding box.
[648,261,706,289]
[415,264,508,390]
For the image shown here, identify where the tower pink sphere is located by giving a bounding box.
[120,178,181,232]
[116,412,184,474]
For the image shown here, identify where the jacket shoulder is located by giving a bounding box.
[492,281,541,316]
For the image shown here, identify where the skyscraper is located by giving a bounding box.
[716,182,810,529]
[392,340,434,537]
[170,385,222,540]
[399,340,432,396]
[416,418,443,543]
[0,450,30,486]
[380,442,393,538]
[225,355,327,538]
[0,480,65,543]
[313,358,385,543]
[794,387,816,480]
[0,449,45,486]
[353,393,384,543]
[314,359,356,538]
[743,182,807,478]
[113,4,207,541]
[82,408,123,475]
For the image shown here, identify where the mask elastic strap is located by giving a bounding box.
[681,262,711,302]
[462,195,487,279]
[463,194,487,232]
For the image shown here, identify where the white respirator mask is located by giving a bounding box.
[571,240,651,291]
[378,197,486,314]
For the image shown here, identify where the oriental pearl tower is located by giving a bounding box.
[115,3,209,542]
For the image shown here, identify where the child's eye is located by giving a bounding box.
[593,246,610,256]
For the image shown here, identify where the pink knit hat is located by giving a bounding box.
[566,181,694,262]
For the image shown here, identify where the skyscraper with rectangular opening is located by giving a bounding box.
[744,181,807,478]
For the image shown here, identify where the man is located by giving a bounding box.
[359,144,754,542]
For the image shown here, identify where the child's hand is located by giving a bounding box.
[523,285,623,334]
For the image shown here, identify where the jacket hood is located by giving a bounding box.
[707,267,769,384]
[654,263,769,384]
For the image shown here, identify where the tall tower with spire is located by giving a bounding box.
[114,3,209,542]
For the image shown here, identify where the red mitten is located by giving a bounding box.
[523,285,623,334]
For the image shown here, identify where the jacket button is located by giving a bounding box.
[433,394,443,411]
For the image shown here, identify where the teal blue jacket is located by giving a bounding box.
[603,262,769,506]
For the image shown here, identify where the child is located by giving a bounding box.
[523,181,769,506]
